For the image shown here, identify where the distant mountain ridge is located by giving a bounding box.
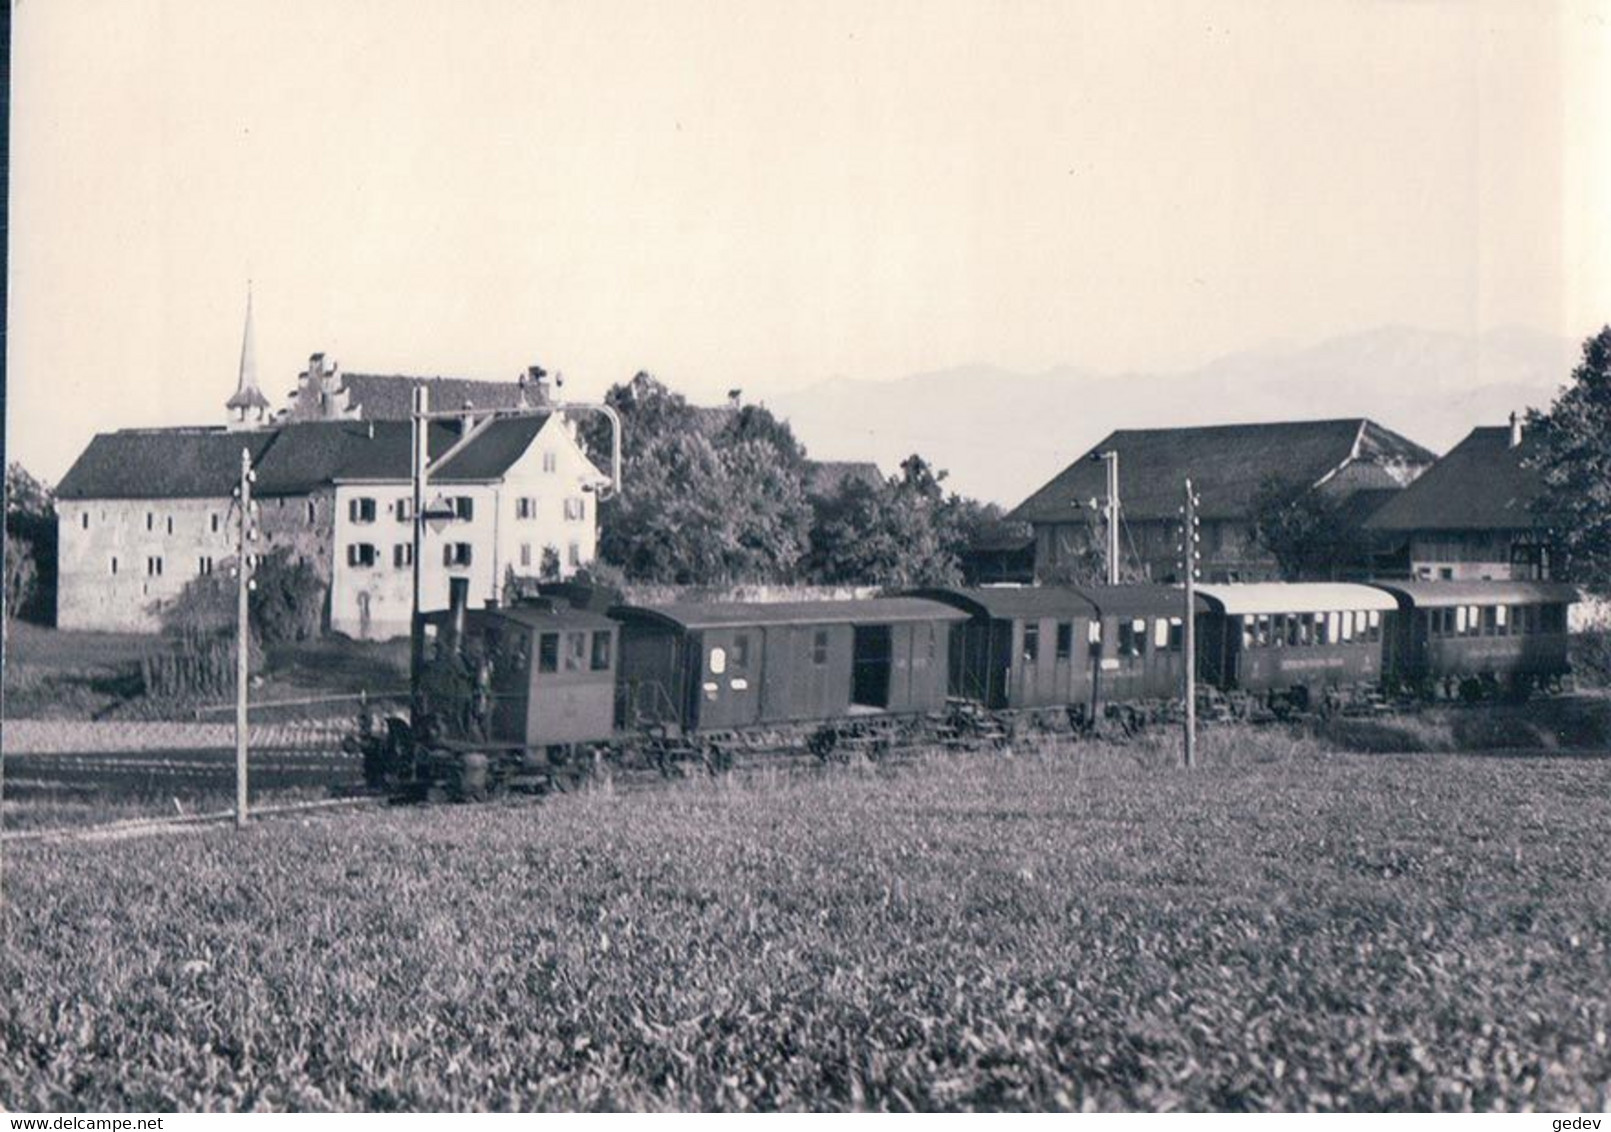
[766,326,1580,507]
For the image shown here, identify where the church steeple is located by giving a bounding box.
[225,283,271,428]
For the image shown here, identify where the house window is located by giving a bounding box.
[443,543,473,567]
[146,512,155,531]
[349,498,377,524]
[564,497,585,521]
[590,631,612,671]
[537,633,559,673]
[110,557,118,575]
[542,451,558,473]
[812,629,830,666]
[516,497,538,520]
[347,544,378,568]
[166,517,174,535]
[393,544,413,568]
[519,543,532,568]
[1055,622,1073,661]
[81,513,89,530]
[198,556,214,576]
[307,500,317,524]
[146,556,163,577]
[211,514,220,534]
[568,542,581,566]
[451,497,474,521]
[396,497,412,522]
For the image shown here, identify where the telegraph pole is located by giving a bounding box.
[1182,477,1200,769]
[235,448,256,826]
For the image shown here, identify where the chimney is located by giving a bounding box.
[1509,411,1523,449]
[527,365,555,408]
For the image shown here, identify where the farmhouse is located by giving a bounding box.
[56,346,606,638]
[1009,419,1436,584]
[1363,415,1554,581]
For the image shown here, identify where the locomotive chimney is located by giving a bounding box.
[448,576,470,655]
[1508,411,1523,449]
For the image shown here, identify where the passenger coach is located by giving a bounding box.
[1371,580,1577,696]
[610,598,967,734]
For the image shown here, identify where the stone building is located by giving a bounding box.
[54,312,607,636]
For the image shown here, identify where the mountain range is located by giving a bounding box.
[765,325,1583,508]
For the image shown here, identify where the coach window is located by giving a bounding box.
[1543,604,1566,634]
[1088,619,1103,654]
[1055,622,1073,661]
[564,632,587,672]
[708,646,727,675]
[812,630,830,666]
[1152,618,1169,650]
[1495,605,1509,636]
[1367,610,1381,642]
[1167,617,1184,651]
[1255,615,1271,647]
[1023,624,1040,664]
[537,633,559,673]
[730,635,752,670]
[1455,605,1470,635]
[1241,616,1255,649]
[590,631,612,671]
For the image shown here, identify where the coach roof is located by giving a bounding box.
[1193,583,1399,615]
[1368,581,1579,608]
[611,598,968,632]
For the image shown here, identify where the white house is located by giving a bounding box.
[328,414,604,639]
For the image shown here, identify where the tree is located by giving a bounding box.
[1526,326,1611,593]
[805,455,965,587]
[5,463,57,623]
[5,529,38,622]
[1249,474,1363,581]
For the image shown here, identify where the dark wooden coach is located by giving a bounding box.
[611,598,968,733]
[1370,580,1578,694]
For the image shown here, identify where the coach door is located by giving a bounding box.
[852,624,893,709]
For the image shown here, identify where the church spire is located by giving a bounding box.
[225,282,271,427]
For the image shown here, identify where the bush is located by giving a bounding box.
[1570,629,1611,689]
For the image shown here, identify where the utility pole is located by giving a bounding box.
[1181,477,1200,770]
[235,447,256,826]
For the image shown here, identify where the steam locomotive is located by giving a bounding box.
[357,576,1578,798]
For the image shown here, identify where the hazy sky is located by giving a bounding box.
[9,0,1610,482]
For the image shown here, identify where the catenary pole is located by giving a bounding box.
[1183,477,1198,770]
[1105,451,1120,585]
[410,386,429,712]
[236,447,253,826]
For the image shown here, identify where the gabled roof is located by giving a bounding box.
[1363,427,1546,533]
[58,415,562,501]
[57,429,279,500]
[331,373,530,420]
[1009,419,1434,524]
[430,416,555,481]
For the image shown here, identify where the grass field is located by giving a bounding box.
[3,735,1608,1111]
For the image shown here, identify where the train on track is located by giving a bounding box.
[355,577,1579,799]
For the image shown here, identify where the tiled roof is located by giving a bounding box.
[1363,428,1545,533]
[430,416,556,481]
[332,373,530,420]
[1009,420,1434,524]
[57,430,279,500]
[57,415,559,500]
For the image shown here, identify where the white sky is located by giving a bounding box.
[8,0,1611,482]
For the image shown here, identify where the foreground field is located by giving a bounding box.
[2,738,1609,1111]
